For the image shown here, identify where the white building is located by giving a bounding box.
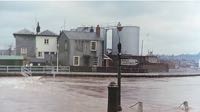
[35,30,58,59]
[14,22,58,65]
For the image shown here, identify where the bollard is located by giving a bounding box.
[183,101,189,112]
[107,82,119,112]
[137,102,143,112]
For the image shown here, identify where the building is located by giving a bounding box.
[35,30,58,65]
[71,25,107,54]
[108,54,169,72]
[0,49,15,56]
[14,28,35,58]
[0,55,24,65]
[13,23,58,65]
[58,28,104,66]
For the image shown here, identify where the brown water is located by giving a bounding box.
[0,76,200,112]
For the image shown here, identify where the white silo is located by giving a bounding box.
[112,26,140,55]
[99,28,108,54]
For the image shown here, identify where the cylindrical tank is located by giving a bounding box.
[100,28,108,53]
[112,26,140,55]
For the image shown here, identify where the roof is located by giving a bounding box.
[0,55,24,60]
[38,30,58,36]
[62,31,103,40]
[14,29,34,35]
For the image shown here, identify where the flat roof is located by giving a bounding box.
[0,55,24,60]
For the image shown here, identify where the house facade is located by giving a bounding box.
[14,29,36,58]
[35,30,58,61]
[13,24,58,65]
[58,30,104,66]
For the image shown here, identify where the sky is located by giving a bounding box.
[0,1,200,55]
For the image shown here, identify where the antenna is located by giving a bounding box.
[34,16,37,33]
[64,19,66,30]
[34,16,37,26]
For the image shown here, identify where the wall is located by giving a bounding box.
[58,31,104,66]
[69,39,103,66]
[58,33,70,66]
[142,63,169,72]
[15,35,36,57]
[0,60,23,65]
[35,36,57,59]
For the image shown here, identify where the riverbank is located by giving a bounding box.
[1,72,200,77]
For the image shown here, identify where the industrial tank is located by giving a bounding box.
[112,26,140,55]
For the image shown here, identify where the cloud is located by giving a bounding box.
[0,1,200,55]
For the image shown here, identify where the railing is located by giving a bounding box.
[0,66,70,73]
[128,101,190,112]
[21,66,32,77]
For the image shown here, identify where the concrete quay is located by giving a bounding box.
[1,72,200,77]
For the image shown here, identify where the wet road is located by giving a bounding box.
[0,76,200,112]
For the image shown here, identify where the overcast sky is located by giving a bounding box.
[0,1,200,55]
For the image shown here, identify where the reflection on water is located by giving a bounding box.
[0,76,200,112]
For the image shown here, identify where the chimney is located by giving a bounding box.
[90,26,94,32]
[96,25,100,37]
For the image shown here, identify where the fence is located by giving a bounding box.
[70,66,148,73]
[0,66,70,73]
[0,66,148,73]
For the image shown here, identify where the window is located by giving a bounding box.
[75,40,83,51]
[73,56,80,66]
[44,52,49,55]
[50,52,55,55]
[20,48,27,55]
[90,41,97,51]
[44,39,49,44]
[38,52,42,57]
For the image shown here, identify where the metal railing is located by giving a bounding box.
[128,101,190,112]
[0,66,70,73]
[21,66,32,77]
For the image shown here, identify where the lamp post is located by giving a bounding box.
[117,22,123,111]
[56,43,59,72]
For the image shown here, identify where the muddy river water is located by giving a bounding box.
[0,76,200,112]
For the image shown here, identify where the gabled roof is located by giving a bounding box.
[38,30,58,36]
[14,29,34,35]
[62,31,103,40]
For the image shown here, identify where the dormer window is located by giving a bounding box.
[90,41,97,51]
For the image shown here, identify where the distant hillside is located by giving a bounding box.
[158,53,200,62]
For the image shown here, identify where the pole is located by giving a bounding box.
[117,22,123,111]
[57,44,59,72]
[117,49,122,111]
[141,40,143,56]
